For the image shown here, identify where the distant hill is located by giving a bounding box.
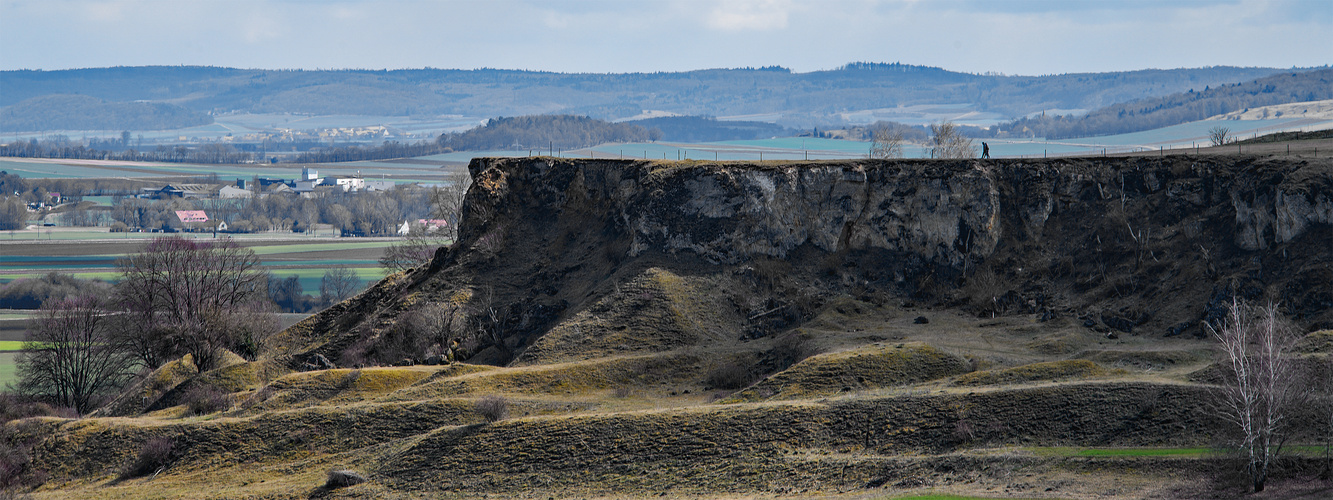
[0,94,212,133]
[0,64,1309,130]
[437,115,656,151]
[624,116,793,142]
[992,69,1333,139]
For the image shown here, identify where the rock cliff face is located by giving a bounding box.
[289,155,1332,366]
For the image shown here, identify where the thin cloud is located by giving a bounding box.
[705,0,792,31]
[0,0,1328,74]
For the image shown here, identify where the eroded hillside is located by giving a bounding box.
[6,155,1332,499]
[285,155,1332,368]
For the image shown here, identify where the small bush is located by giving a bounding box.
[324,469,367,489]
[120,436,173,479]
[768,332,819,369]
[183,384,230,416]
[952,420,976,443]
[475,395,509,423]
[0,394,76,423]
[705,360,755,390]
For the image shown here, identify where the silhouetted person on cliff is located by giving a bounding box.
[982,142,990,159]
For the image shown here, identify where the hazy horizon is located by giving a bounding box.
[2,0,1330,76]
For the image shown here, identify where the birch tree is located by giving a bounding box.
[1207,299,1303,492]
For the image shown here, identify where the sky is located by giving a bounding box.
[0,0,1329,76]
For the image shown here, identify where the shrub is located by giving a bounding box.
[183,384,229,416]
[324,469,367,489]
[768,332,819,369]
[120,436,173,479]
[475,395,509,423]
[705,360,755,390]
[1,421,49,491]
[0,394,76,423]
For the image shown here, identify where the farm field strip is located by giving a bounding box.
[1,236,396,295]
[0,352,16,387]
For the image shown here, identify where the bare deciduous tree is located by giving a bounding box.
[17,296,135,415]
[1207,299,1303,493]
[429,173,472,241]
[870,124,905,159]
[1209,126,1231,147]
[928,121,976,159]
[379,230,447,274]
[114,236,270,370]
[320,266,363,305]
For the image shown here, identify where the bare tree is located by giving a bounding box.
[870,124,905,159]
[16,296,135,415]
[0,196,27,230]
[929,121,976,159]
[414,302,465,359]
[114,236,270,370]
[379,230,446,274]
[429,173,472,241]
[1207,299,1303,493]
[320,266,363,305]
[1209,126,1231,147]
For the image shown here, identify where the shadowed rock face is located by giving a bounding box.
[461,155,1330,271]
[624,164,1001,267]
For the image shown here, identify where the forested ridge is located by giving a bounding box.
[0,95,212,133]
[989,69,1333,139]
[0,64,1306,129]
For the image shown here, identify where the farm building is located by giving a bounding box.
[218,186,252,198]
[174,210,209,224]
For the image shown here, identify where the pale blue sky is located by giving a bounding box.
[1,0,1329,75]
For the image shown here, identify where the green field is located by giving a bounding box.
[0,352,17,388]
[0,341,24,351]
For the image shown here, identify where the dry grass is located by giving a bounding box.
[727,342,971,402]
[952,360,1121,386]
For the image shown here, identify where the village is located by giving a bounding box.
[14,167,454,238]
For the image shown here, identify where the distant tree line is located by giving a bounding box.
[835,121,930,142]
[1,137,257,164]
[625,116,791,142]
[437,115,658,151]
[293,141,445,163]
